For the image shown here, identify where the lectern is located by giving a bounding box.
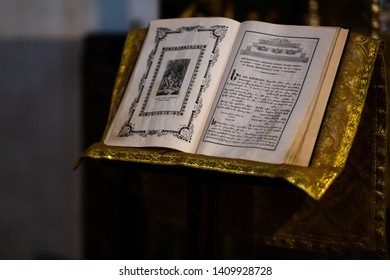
[78,30,388,259]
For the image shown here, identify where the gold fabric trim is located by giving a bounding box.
[76,30,383,200]
[253,43,387,258]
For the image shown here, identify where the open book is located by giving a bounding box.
[104,17,349,167]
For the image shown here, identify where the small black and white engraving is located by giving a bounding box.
[240,35,314,63]
[156,59,190,96]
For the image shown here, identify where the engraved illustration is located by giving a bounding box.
[140,45,205,117]
[241,37,312,63]
[156,58,190,96]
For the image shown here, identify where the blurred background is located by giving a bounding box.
[0,0,388,259]
[0,0,159,260]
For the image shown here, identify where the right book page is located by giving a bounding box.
[196,21,349,166]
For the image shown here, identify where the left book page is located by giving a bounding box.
[104,17,240,153]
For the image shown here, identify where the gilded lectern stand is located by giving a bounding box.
[77,30,388,259]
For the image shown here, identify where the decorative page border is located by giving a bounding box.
[202,31,319,151]
[118,25,228,142]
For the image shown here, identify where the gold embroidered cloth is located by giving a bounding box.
[77,30,384,201]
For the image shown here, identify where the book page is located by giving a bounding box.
[104,17,240,153]
[197,21,343,165]
[284,28,348,165]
